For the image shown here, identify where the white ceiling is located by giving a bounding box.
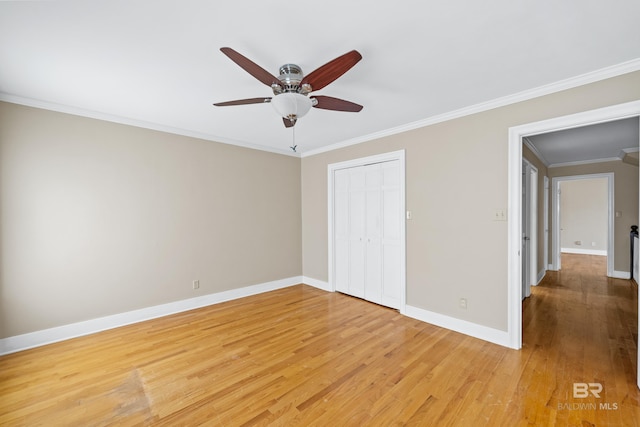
[526,117,639,167]
[1,1,639,157]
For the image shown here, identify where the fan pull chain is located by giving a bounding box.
[290,125,297,152]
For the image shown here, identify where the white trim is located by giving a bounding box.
[3,59,639,160]
[523,136,549,165]
[507,126,524,349]
[327,150,407,314]
[551,173,614,276]
[302,58,640,158]
[561,247,607,256]
[302,276,332,292]
[0,276,302,356]
[0,94,299,158]
[524,142,640,170]
[611,270,632,279]
[548,157,623,168]
[536,268,546,286]
[508,100,640,351]
[404,305,512,349]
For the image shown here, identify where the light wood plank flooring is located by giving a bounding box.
[1,254,638,426]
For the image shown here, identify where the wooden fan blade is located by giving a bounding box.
[213,97,271,106]
[312,95,363,112]
[302,50,362,91]
[220,47,280,87]
[283,117,296,128]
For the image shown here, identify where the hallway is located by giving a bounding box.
[522,253,639,425]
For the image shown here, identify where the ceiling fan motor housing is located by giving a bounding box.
[274,64,311,95]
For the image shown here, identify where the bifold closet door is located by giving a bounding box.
[334,160,401,309]
[379,160,401,308]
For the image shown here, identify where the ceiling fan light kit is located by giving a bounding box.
[271,92,312,120]
[214,47,364,143]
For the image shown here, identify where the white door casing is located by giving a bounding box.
[507,100,640,373]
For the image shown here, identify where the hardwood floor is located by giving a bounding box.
[1,254,638,426]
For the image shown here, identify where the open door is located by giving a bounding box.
[522,159,538,299]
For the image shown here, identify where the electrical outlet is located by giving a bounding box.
[459,298,467,309]
[193,280,200,289]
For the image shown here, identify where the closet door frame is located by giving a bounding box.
[328,149,406,314]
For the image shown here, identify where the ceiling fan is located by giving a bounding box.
[213,47,363,128]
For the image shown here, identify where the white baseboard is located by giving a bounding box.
[535,268,546,286]
[302,276,332,292]
[561,247,607,256]
[611,270,631,279]
[404,305,513,349]
[0,276,303,356]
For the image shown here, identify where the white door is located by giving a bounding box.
[349,167,367,298]
[521,160,538,299]
[543,176,549,271]
[380,161,402,308]
[333,160,402,309]
[522,161,531,299]
[364,164,382,304]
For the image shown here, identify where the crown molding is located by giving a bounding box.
[547,157,624,168]
[522,136,549,166]
[301,58,640,158]
[0,93,300,158]
[2,57,639,160]
[544,147,640,168]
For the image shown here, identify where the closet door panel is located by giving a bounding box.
[348,169,366,298]
[365,165,382,304]
[381,161,401,308]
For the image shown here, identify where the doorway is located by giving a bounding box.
[507,100,640,349]
[550,174,613,276]
[507,100,640,389]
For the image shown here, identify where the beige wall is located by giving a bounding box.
[560,178,609,252]
[2,71,639,340]
[302,71,640,332]
[0,102,302,338]
[549,160,639,272]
